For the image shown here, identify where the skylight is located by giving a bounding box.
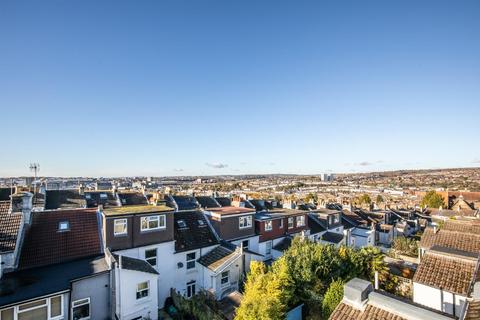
[177,220,187,228]
[58,221,70,231]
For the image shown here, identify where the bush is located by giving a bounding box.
[321,279,344,319]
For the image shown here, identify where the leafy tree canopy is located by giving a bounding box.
[420,190,445,209]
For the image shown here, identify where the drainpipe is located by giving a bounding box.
[374,271,379,290]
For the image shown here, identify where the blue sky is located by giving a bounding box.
[1,1,479,177]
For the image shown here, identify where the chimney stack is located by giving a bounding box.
[21,192,33,225]
[343,278,373,310]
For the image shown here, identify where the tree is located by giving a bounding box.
[236,238,391,320]
[376,195,384,204]
[235,261,287,320]
[305,193,318,204]
[358,194,372,205]
[321,279,344,319]
[420,190,445,209]
[391,237,418,257]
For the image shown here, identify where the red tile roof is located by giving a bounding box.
[413,252,477,296]
[330,303,405,320]
[0,201,22,253]
[419,227,480,254]
[18,208,102,269]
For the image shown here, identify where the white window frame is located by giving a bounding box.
[265,220,273,231]
[186,281,196,298]
[58,221,69,232]
[279,219,283,229]
[242,239,249,250]
[239,216,252,229]
[186,252,196,270]
[4,295,65,320]
[221,271,230,288]
[288,217,294,229]
[145,248,157,267]
[140,215,166,232]
[296,215,305,227]
[72,297,90,320]
[266,240,272,255]
[136,281,150,300]
[114,219,127,236]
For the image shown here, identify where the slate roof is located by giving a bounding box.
[321,231,344,244]
[0,256,108,307]
[0,188,13,201]
[45,190,86,210]
[0,201,22,253]
[117,192,148,206]
[413,251,477,296]
[307,215,326,234]
[171,195,200,211]
[342,210,368,227]
[174,210,218,252]
[85,191,118,208]
[18,208,102,269]
[419,227,480,254]
[330,302,406,320]
[272,237,292,252]
[197,245,240,272]
[216,197,232,207]
[112,254,158,275]
[196,196,221,209]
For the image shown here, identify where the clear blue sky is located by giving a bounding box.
[1,1,479,177]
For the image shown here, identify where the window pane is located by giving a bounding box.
[145,249,156,259]
[18,300,46,311]
[72,304,90,320]
[149,218,159,229]
[50,296,62,317]
[187,252,195,260]
[1,308,13,320]
[159,215,165,227]
[137,282,148,290]
[141,218,148,229]
[18,307,47,320]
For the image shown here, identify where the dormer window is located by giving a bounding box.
[100,193,108,199]
[58,221,70,232]
[85,194,91,199]
[177,219,187,228]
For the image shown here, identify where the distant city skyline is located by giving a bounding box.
[1,1,479,177]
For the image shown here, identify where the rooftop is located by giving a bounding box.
[174,210,218,252]
[197,244,240,272]
[0,256,108,307]
[0,201,22,253]
[18,208,102,269]
[103,204,173,216]
[419,227,480,254]
[255,208,305,220]
[413,251,477,296]
[207,206,255,216]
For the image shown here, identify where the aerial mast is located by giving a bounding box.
[29,163,40,198]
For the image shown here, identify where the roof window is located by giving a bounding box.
[58,221,70,232]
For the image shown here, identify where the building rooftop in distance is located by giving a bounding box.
[103,204,174,216]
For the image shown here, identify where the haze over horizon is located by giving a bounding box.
[1,1,479,177]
